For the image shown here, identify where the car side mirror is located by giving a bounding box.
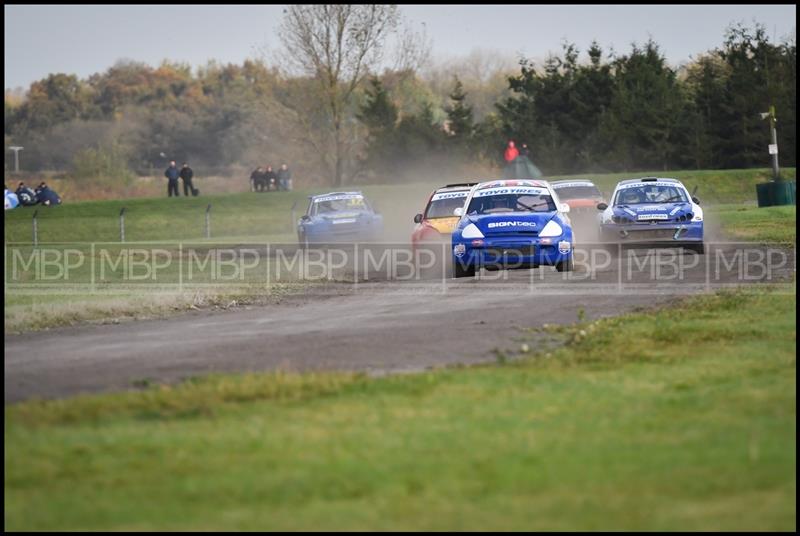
[559,203,570,213]
[597,203,608,211]
[413,213,423,224]
[453,207,464,217]
[691,196,700,205]
[300,215,311,221]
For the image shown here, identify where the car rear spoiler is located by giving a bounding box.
[444,182,479,188]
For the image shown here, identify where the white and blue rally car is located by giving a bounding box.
[297,191,383,246]
[451,179,575,277]
[597,177,704,253]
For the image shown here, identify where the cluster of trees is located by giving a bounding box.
[4,18,795,186]
[491,24,796,174]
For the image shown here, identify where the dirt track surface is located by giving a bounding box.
[5,243,795,403]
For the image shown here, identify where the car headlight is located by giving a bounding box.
[539,220,563,237]
[462,223,484,239]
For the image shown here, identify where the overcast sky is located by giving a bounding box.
[4,4,797,90]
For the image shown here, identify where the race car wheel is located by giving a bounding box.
[453,262,476,278]
[685,243,705,255]
[555,257,574,272]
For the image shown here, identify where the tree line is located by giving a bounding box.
[4,21,795,186]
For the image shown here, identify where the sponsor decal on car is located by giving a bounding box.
[474,187,547,197]
[618,181,678,189]
[332,218,357,224]
[487,221,538,229]
[431,191,469,201]
[558,240,571,254]
[552,181,594,189]
[314,194,364,203]
[453,244,466,258]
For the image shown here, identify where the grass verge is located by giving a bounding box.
[5,283,796,531]
[708,204,796,245]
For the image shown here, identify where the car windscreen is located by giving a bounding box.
[312,195,367,215]
[614,184,688,205]
[553,185,601,200]
[467,186,556,215]
[425,191,468,219]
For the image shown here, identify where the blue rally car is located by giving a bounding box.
[451,179,575,278]
[297,191,383,246]
[597,177,704,254]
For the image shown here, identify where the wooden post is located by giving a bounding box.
[205,204,212,239]
[119,207,126,243]
[32,209,39,247]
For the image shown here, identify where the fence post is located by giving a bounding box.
[290,201,297,231]
[119,207,126,243]
[205,203,212,239]
[32,209,38,247]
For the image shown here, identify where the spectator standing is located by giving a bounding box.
[504,140,519,162]
[180,162,195,196]
[277,163,292,191]
[250,167,263,192]
[165,161,180,197]
[520,143,530,157]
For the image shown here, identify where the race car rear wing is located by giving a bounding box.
[444,182,479,188]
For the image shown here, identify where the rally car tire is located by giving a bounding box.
[685,243,705,255]
[555,256,574,272]
[453,262,476,279]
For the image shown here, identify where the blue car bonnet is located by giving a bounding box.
[465,212,556,234]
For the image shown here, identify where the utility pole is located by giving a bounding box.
[9,146,24,173]
[760,106,780,181]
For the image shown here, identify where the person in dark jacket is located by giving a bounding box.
[250,167,264,192]
[520,143,531,157]
[264,165,277,192]
[277,163,292,191]
[180,162,195,196]
[15,181,38,206]
[165,161,180,197]
[35,182,62,206]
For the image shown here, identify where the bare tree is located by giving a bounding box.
[279,5,400,186]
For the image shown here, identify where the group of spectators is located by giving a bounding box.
[250,163,292,192]
[164,161,196,197]
[504,140,532,162]
[4,181,62,210]
[162,160,294,197]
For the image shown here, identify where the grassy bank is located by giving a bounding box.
[5,284,795,530]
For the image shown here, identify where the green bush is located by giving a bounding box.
[70,142,136,186]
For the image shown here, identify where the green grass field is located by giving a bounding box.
[5,283,795,531]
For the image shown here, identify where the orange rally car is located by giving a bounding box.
[411,182,477,248]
